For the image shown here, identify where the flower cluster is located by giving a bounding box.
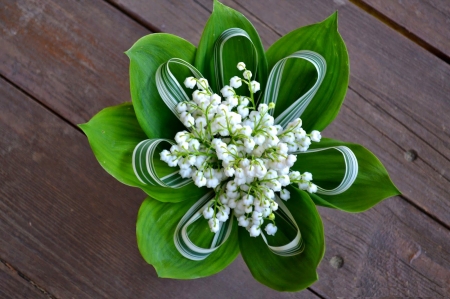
[160,62,322,237]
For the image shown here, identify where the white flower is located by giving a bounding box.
[230,76,242,88]
[216,209,229,222]
[264,223,277,236]
[302,172,313,181]
[310,130,322,142]
[184,76,196,89]
[220,85,234,97]
[202,206,214,219]
[208,218,220,233]
[237,62,246,71]
[307,183,318,194]
[249,225,261,237]
[243,70,252,80]
[250,80,260,92]
[197,78,209,90]
[280,189,290,201]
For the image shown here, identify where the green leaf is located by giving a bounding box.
[79,102,208,202]
[266,12,349,132]
[137,196,239,279]
[292,138,400,212]
[239,187,325,292]
[195,0,268,95]
[126,33,197,139]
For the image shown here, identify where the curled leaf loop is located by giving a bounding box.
[174,191,235,261]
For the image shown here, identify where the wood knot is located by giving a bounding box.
[329,255,344,269]
[404,150,417,162]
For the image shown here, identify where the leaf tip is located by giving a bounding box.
[323,11,339,30]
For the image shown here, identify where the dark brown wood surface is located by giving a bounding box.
[1,0,449,297]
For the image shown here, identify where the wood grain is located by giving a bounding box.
[0,79,320,298]
[357,0,450,59]
[0,261,50,299]
[1,0,450,297]
[0,0,148,125]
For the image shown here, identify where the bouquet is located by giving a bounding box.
[80,0,399,292]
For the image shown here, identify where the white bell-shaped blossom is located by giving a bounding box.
[265,223,277,236]
[237,62,246,71]
[184,76,196,89]
[230,76,242,88]
[310,130,322,142]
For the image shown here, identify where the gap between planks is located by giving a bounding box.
[349,0,450,65]
[0,257,57,299]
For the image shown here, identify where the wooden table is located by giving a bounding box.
[1,0,449,297]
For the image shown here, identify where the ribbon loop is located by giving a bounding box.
[155,58,210,126]
[213,28,259,90]
[260,197,305,256]
[174,191,234,261]
[132,139,192,188]
[262,50,326,128]
[293,146,358,195]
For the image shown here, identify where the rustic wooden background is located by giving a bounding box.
[1,0,449,298]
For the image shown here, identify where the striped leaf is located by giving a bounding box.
[262,50,326,128]
[80,102,207,203]
[174,192,235,261]
[213,28,259,97]
[293,138,400,212]
[266,13,349,132]
[260,197,304,256]
[156,58,211,125]
[195,0,268,93]
[137,195,239,279]
[132,139,191,188]
[239,187,324,292]
[126,33,197,139]
[292,145,358,196]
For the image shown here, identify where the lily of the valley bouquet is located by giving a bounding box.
[81,0,399,292]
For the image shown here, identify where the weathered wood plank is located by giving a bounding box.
[0,261,50,299]
[1,0,449,296]
[357,0,450,59]
[106,0,279,48]
[0,0,148,125]
[0,79,320,297]
[1,76,449,298]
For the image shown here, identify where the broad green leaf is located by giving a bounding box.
[126,33,197,139]
[79,102,208,202]
[239,187,325,292]
[266,12,349,132]
[292,138,400,212]
[137,196,239,278]
[195,0,268,96]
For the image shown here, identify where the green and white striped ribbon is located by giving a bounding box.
[213,28,258,90]
[155,58,211,124]
[174,191,234,261]
[132,139,192,188]
[293,146,358,195]
[262,50,326,128]
[260,196,305,256]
